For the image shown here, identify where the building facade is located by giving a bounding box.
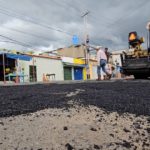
[19,55,64,82]
[62,57,86,80]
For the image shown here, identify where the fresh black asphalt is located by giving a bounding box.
[0,80,150,118]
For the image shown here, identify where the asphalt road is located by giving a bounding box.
[0,80,150,118]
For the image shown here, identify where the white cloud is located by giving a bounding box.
[0,0,149,52]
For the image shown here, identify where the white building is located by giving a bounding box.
[111,49,127,66]
[19,55,64,82]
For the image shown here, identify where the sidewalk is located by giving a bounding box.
[0,76,135,86]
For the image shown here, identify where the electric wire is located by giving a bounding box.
[0,6,72,36]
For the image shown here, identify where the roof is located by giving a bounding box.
[63,62,86,67]
[6,53,32,61]
[26,54,62,60]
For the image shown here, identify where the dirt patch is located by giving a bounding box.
[0,105,149,149]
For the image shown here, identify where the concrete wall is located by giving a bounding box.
[57,45,86,58]
[19,56,64,82]
[17,60,31,82]
[91,65,97,79]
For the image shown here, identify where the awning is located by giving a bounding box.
[6,54,32,61]
[63,62,86,67]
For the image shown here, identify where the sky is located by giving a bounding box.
[0,0,149,53]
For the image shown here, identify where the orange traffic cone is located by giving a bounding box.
[43,74,47,82]
[15,76,19,83]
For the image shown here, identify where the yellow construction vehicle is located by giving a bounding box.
[122,31,150,79]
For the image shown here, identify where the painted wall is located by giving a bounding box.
[83,68,87,80]
[73,58,86,80]
[89,61,98,79]
[90,65,97,79]
[73,58,85,65]
[19,56,64,82]
[56,45,86,58]
[62,57,73,63]
[62,57,87,80]
[18,59,31,82]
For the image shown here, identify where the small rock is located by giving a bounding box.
[123,128,130,133]
[0,122,4,126]
[133,123,141,129]
[135,138,140,143]
[65,143,74,150]
[136,119,142,123]
[129,136,132,140]
[94,144,100,149]
[64,126,68,130]
[141,133,146,136]
[133,146,137,150]
[90,127,97,131]
[122,140,132,148]
[109,134,114,137]
[112,123,117,126]
[142,142,150,147]
[98,119,102,122]
[136,130,140,134]
[146,128,150,133]
[147,117,150,123]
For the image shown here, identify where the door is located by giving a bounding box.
[64,67,72,80]
[29,65,37,82]
[74,67,83,80]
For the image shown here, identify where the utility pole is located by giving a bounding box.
[81,11,90,79]
[146,22,150,53]
[2,53,6,84]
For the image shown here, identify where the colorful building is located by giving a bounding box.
[0,52,64,83]
[62,57,86,80]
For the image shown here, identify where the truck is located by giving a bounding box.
[121,31,150,79]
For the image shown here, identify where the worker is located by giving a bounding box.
[95,46,112,80]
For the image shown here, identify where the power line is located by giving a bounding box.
[2,26,73,47]
[2,26,54,41]
[0,32,72,52]
[0,5,73,36]
[0,34,36,50]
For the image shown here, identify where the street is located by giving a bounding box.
[0,80,150,149]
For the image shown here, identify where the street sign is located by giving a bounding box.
[72,35,79,45]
